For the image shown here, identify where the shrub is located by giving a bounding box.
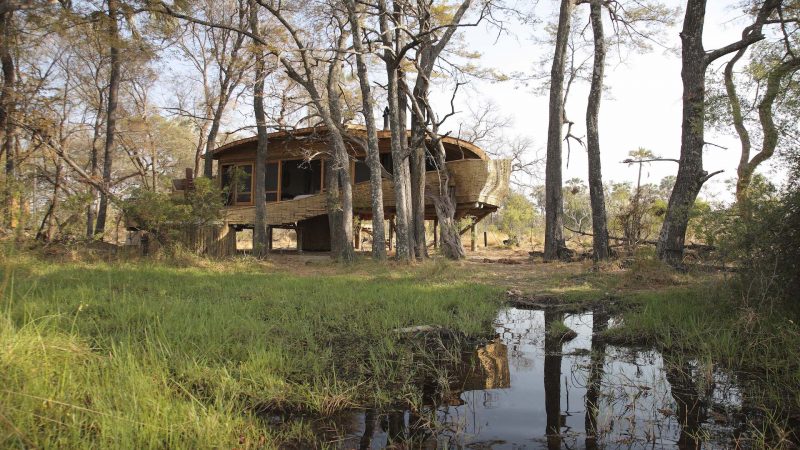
[122,177,224,246]
[722,165,800,302]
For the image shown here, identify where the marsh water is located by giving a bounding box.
[317,308,753,449]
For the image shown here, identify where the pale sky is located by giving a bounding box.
[431,0,784,203]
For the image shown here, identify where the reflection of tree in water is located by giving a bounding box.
[334,308,750,449]
[663,354,711,449]
[496,309,542,371]
[358,408,375,450]
[585,312,608,450]
[376,409,434,449]
[544,310,564,450]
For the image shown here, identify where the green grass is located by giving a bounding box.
[4,248,799,448]
[0,254,502,449]
[545,320,577,342]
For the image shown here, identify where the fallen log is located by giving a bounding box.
[563,226,715,251]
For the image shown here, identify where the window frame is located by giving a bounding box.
[219,162,255,206]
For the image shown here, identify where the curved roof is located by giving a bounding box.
[212,125,489,161]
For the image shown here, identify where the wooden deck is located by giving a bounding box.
[223,158,511,227]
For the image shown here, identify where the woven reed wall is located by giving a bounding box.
[222,159,511,226]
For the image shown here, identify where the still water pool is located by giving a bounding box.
[320,308,750,449]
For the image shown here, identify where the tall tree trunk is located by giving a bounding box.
[408,0,472,261]
[728,54,800,204]
[657,0,707,265]
[585,0,609,261]
[94,0,121,237]
[86,96,103,238]
[259,2,354,262]
[41,159,62,242]
[397,87,415,257]
[0,8,16,229]
[395,1,416,259]
[387,71,412,261]
[346,0,386,260]
[410,85,427,260]
[431,140,465,259]
[544,0,574,261]
[250,1,269,258]
[204,109,223,178]
[325,160,343,257]
[378,0,412,261]
[657,0,777,266]
[324,30,355,263]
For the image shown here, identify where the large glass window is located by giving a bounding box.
[220,163,253,205]
[280,159,322,200]
[380,153,393,175]
[265,162,279,203]
[354,159,371,183]
[235,165,253,204]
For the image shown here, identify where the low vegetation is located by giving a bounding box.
[0,252,500,448]
[3,245,800,447]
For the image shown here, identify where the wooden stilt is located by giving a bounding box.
[388,218,395,251]
[433,219,438,249]
[354,224,362,250]
[470,221,477,252]
[296,228,303,253]
[267,226,273,251]
[484,231,488,247]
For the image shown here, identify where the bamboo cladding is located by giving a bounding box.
[219,159,511,227]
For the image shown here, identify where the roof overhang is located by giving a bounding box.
[211,125,489,161]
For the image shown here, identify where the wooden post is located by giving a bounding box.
[296,228,303,253]
[433,219,438,249]
[388,218,395,251]
[484,231,488,247]
[470,221,477,252]
[354,224,361,249]
[267,226,273,251]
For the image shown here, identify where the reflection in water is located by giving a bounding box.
[476,339,511,390]
[326,308,751,449]
[584,312,607,450]
[543,310,563,449]
[665,356,710,450]
[358,408,375,450]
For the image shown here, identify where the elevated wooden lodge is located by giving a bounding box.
[171,126,511,253]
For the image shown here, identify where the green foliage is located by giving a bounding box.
[563,178,591,233]
[722,167,800,300]
[497,191,536,241]
[122,178,224,243]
